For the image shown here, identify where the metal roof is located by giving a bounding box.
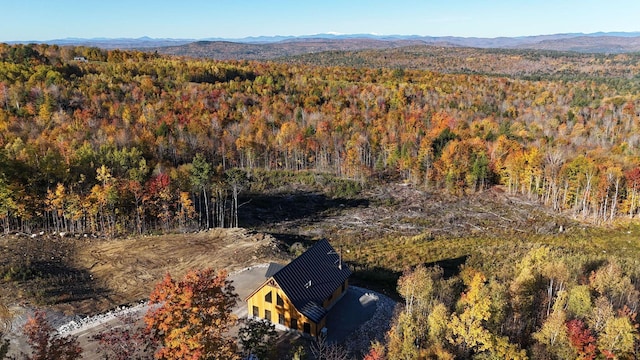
[272,239,351,323]
[265,262,285,278]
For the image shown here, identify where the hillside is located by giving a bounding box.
[3,178,640,358]
[0,177,612,314]
[281,46,640,83]
[2,44,640,234]
[153,38,426,60]
[514,35,640,53]
[23,32,640,56]
[148,33,640,60]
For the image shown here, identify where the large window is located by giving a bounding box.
[264,309,272,322]
[303,322,311,334]
[265,291,272,303]
[252,306,259,317]
[291,318,298,330]
[278,313,285,325]
[276,294,284,306]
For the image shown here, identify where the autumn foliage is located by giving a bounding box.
[3,44,640,235]
[91,313,156,360]
[144,268,239,360]
[21,311,82,360]
[384,249,640,360]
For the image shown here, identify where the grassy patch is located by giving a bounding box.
[247,169,364,198]
[336,225,640,296]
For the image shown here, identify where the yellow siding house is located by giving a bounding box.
[245,239,351,336]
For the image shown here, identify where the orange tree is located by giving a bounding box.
[144,268,239,360]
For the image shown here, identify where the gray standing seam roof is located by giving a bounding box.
[265,262,285,278]
[271,239,351,323]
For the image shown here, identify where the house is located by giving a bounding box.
[245,239,351,336]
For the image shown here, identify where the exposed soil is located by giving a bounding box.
[1,183,577,316]
[0,228,285,316]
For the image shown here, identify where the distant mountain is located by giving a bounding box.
[6,37,195,49]
[153,33,640,60]
[514,35,640,53]
[6,32,640,55]
[154,38,427,60]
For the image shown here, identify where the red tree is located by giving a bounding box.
[22,311,82,360]
[91,313,156,360]
[566,319,597,360]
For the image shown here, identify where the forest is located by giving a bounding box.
[2,43,640,235]
[1,43,640,359]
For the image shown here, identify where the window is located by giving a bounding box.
[252,306,259,317]
[276,294,284,306]
[291,318,298,330]
[264,309,272,322]
[265,291,272,303]
[303,322,311,334]
[342,281,346,293]
[278,313,285,325]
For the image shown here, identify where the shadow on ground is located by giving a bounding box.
[239,192,368,227]
[325,288,378,343]
[424,255,469,278]
[0,236,109,307]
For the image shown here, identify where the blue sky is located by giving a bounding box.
[2,0,639,42]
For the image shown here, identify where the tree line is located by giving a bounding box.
[3,44,640,234]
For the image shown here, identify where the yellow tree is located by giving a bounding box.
[177,191,195,231]
[448,271,493,357]
[449,270,526,359]
[533,291,575,359]
[597,315,637,359]
[0,177,17,234]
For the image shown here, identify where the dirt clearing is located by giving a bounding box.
[1,228,285,316]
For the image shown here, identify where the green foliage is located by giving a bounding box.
[567,285,593,319]
[326,178,362,198]
[431,128,457,159]
[238,319,278,360]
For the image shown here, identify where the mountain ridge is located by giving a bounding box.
[5,32,640,55]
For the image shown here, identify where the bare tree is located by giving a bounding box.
[311,334,351,360]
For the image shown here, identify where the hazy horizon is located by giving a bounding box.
[2,0,639,42]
